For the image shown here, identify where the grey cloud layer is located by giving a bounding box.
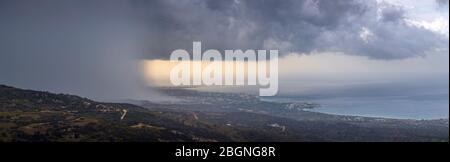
[437,0,449,6]
[0,0,154,100]
[0,0,448,100]
[133,0,448,59]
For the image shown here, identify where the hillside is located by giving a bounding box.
[0,85,234,142]
[0,85,448,142]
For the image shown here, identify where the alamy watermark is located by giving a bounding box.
[169,42,278,96]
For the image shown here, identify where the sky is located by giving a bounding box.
[0,0,448,101]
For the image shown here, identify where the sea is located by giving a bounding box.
[263,95,449,120]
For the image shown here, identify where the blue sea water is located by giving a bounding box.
[266,96,449,120]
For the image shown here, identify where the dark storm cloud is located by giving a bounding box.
[436,0,449,6]
[379,4,405,23]
[0,0,155,100]
[0,0,448,100]
[131,0,447,59]
[130,0,368,57]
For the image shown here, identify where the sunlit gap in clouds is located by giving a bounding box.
[139,60,267,87]
[139,51,449,96]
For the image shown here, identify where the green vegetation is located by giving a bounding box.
[0,85,448,142]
